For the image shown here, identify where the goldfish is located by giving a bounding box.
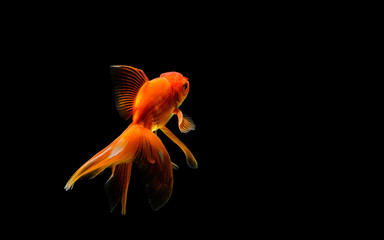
[65,65,197,213]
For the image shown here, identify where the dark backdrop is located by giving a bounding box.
[15,28,313,237]
[31,48,257,236]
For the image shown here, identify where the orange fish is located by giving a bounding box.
[65,65,197,213]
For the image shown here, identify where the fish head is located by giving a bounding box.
[160,72,190,106]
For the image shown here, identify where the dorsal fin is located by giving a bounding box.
[110,65,149,120]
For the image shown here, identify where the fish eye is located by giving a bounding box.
[183,82,188,90]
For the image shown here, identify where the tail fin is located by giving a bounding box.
[105,162,132,215]
[64,124,140,191]
[65,124,173,212]
[134,126,174,210]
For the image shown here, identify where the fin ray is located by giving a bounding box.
[174,108,196,133]
[180,114,195,133]
[110,65,149,120]
[64,125,140,191]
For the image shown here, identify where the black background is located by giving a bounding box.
[47,55,304,233]
[26,47,263,235]
[24,47,294,235]
[8,15,322,236]
[4,3,367,236]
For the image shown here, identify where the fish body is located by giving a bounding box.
[65,66,197,213]
[133,75,186,131]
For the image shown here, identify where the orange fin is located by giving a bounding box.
[64,125,141,191]
[110,65,149,120]
[65,124,173,211]
[174,108,196,133]
[160,126,198,169]
[105,162,132,215]
[171,162,179,170]
[134,126,174,211]
[64,144,115,191]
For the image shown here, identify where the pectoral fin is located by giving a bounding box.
[174,108,196,133]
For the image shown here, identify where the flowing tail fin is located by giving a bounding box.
[64,124,173,213]
[105,163,132,215]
